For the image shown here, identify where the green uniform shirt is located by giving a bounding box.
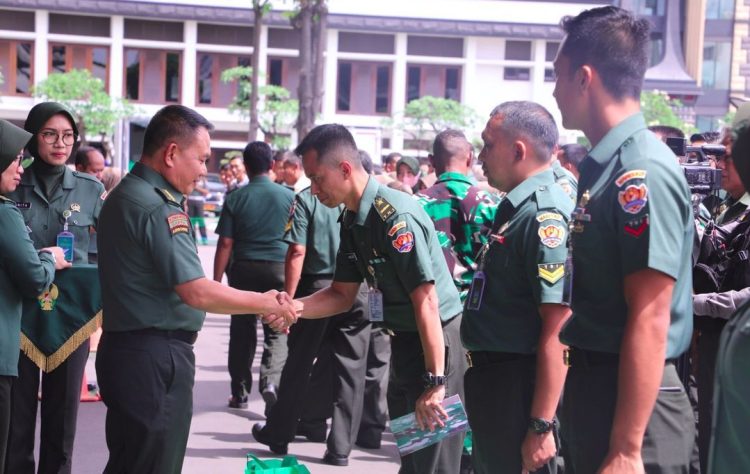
[9,166,104,263]
[708,302,750,473]
[461,169,573,353]
[283,186,341,276]
[0,196,56,376]
[552,159,578,202]
[97,163,205,332]
[560,113,694,359]
[334,177,462,332]
[216,175,294,262]
[416,172,499,300]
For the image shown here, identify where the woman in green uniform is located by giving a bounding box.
[6,102,105,474]
[0,119,69,474]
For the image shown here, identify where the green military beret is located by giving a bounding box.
[397,156,421,176]
[24,102,79,158]
[0,119,32,173]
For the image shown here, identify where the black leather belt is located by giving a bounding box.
[564,347,676,368]
[119,328,198,345]
[466,351,535,368]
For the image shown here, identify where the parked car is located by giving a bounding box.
[204,173,225,216]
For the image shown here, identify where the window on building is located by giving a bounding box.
[544,69,555,82]
[633,0,665,16]
[504,40,531,81]
[338,32,395,54]
[407,36,463,58]
[706,0,735,19]
[267,56,300,98]
[124,19,183,42]
[702,41,731,90]
[545,42,559,62]
[406,64,462,102]
[196,53,251,107]
[124,49,182,103]
[0,9,34,32]
[0,40,33,96]
[336,61,391,115]
[49,44,109,86]
[49,14,110,37]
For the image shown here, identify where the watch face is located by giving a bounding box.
[530,418,552,433]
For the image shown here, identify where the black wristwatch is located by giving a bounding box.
[422,371,446,389]
[528,417,556,434]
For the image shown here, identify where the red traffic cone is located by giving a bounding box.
[80,372,101,402]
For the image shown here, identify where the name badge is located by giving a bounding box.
[16,202,31,209]
[466,271,486,311]
[368,288,384,322]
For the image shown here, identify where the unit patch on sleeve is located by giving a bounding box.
[388,221,407,237]
[618,184,648,214]
[615,169,647,187]
[392,231,414,253]
[538,263,565,284]
[167,213,190,236]
[536,212,563,223]
[538,223,565,248]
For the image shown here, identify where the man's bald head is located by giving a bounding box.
[431,129,472,175]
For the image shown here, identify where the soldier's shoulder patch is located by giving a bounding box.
[167,213,190,236]
[392,231,414,253]
[615,169,647,187]
[538,263,565,284]
[373,196,396,221]
[538,223,565,248]
[388,221,407,237]
[617,183,648,214]
[536,212,563,223]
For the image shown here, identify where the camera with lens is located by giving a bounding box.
[666,137,725,195]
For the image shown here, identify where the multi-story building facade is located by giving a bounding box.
[0,0,743,169]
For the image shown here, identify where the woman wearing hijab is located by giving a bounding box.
[6,103,104,474]
[0,119,69,474]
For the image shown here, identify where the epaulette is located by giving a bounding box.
[534,185,557,210]
[373,195,395,221]
[0,195,11,204]
[71,170,101,184]
[155,187,182,206]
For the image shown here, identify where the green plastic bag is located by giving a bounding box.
[244,454,311,474]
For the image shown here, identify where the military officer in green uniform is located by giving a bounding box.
[553,7,695,472]
[286,124,466,474]
[6,102,105,474]
[95,105,295,474]
[706,103,750,474]
[213,141,294,410]
[0,119,70,474]
[462,102,573,474]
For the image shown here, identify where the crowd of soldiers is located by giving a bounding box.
[1,5,750,474]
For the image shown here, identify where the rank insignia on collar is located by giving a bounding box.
[624,215,649,238]
[618,184,648,214]
[373,196,395,221]
[538,223,565,248]
[70,203,81,212]
[167,213,190,236]
[388,221,406,236]
[538,263,565,284]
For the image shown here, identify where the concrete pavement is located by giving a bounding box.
[68,227,401,473]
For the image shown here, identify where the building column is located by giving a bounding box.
[109,16,124,98]
[531,39,547,103]
[322,28,338,121]
[390,32,408,155]
[182,20,197,108]
[463,37,477,106]
[33,10,49,88]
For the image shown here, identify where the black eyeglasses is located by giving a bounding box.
[40,130,77,146]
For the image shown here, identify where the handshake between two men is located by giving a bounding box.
[261,290,302,332]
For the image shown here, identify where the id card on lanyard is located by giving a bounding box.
[466,221,510,311]
[367,263,384,322]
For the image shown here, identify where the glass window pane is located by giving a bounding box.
[92,47,108,83]
[545,42,559,62]
[407,66,420,103]
[375,65,390,113]
[51,45,66,74]
[269,58,283,86]
[544,68,556,82]
[125,49,140,100]
[16,42,32,94]
[504,67,530,81]
[505,41,531,61]
[198,54,213,104]
[165,52,180,102]
[337,62,351,112]
[445,67,460,100]
[702,41,731,90]
[0,42,10,94]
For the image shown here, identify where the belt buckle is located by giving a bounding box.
[563,348,571,367]
[465,351,473,368]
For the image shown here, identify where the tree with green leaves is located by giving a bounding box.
[249,0,273,141]
[641,90,696,135]
[33,69,135,158]
[222,66,298,150]
[386,96,479,151]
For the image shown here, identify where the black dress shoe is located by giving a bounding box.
[296,422,326,442]
[251,423,288,455]
[227,395,248,409]
[323,450,349,467]
[262,383,278,407]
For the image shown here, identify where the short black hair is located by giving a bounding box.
[384,152,402,166]
[432,129,470,168]
[490,101,559,162]
[142,105,214,157]
[358,150,373,174]
[559,6,651,100]
[282,154,302,168]
[243,141,273,175]
[294,124,360,168]
[648,124,685,140]
[559,143,588,169]
[74,146,98,167]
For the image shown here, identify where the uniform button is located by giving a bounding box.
[43,225,48,230]
[539,186,547,191]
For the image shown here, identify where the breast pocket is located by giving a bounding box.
[66,214,94,252]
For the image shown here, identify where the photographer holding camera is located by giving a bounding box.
[692,116,750,472]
